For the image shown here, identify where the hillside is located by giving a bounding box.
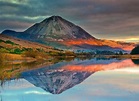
[0,34,63,63]
[1,16,136,52]
[0,34,78,63]
[0,34,58,52]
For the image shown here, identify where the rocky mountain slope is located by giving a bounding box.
[1,16,136,52]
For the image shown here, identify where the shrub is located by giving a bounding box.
[10,48,24,54]
[22,48,33,51]
[0,39,5,43]
[5,40,18,46]
[36,48,44,52]
[24,50,40,58]
[5,40,15,45]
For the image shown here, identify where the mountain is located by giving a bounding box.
[2,16,94,41]
[1,16,136,52]
[24,16,95,40]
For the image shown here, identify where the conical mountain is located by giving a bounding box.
[24,16,95,41]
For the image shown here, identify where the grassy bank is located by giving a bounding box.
[1,53,139,64]
[0,53,40,64]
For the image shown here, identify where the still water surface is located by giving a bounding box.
[0,58,139,101]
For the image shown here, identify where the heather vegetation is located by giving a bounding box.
[5,40,19,45]
[0,39,77,64]
[0,39,18,46]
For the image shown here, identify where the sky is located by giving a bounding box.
[0,0,139,42]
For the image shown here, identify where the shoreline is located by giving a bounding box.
[2,54,139,65]
[96,55,139,59]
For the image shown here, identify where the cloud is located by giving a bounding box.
[0,20,31,31]
[24,91,51,95]
[114,68,139,73]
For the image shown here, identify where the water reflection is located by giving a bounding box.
[19,58,136,94]
[21,69,93,94]
[0,60,54,86]
[132,59,139,65]
[0,58,139,101]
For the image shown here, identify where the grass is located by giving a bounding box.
[0,53,6,63]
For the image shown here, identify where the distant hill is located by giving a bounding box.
[130,46,139,55]
[1,16,136,52]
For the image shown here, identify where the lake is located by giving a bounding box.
[0,58,139,101]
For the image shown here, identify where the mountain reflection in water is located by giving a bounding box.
[19,58,136,94]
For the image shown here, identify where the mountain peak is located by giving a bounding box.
[23,16,95,41]
[42,15,63,22]
[50,15,63,19]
